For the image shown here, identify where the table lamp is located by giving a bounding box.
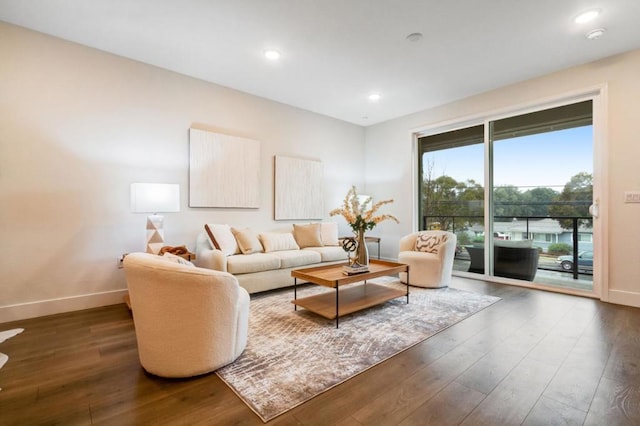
[131,183,180,254]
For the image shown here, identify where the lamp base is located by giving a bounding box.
[146,214,165,254]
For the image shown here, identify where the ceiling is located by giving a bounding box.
[1,1,640,126]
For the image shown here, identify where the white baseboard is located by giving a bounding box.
[607,289,640,308]
[0,289,128,324]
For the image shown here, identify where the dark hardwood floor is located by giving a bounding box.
[1,278,640,425]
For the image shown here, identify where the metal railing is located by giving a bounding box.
[422,214,593,279]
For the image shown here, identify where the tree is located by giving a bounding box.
[548,172,593,229]
[522,187,559,217]
[493,185,526,219]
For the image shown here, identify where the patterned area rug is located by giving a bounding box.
[216,278,500,422]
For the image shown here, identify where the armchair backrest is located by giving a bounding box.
[399,230,457,255]
[123,252,245,377]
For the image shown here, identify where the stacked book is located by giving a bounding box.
[342,264,369,275]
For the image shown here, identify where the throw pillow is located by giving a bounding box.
[320,222,339,246]
[204,224,240,256]
[231,227,264,254]
[161,253,196,267]
[293,223,323,248]
[259,232,300,252]
[415,233,449,254]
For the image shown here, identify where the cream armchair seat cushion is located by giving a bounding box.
[398,231,457,288]
[123,252,249,378]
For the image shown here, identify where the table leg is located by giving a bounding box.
[336,287,339,329]
[294,277,297,311]
[406,269,410,304]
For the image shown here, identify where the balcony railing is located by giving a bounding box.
[422,214,593,279]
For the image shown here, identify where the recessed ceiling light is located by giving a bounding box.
[406,32,423,42]
[574,9,600,24]
[368,93,381,102]
[264,49,281,60]
[586,28,606,40]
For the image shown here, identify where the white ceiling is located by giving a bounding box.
[2,1,640,126]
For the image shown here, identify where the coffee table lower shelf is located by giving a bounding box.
[292,283,406,320]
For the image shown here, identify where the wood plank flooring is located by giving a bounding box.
[1,278,639,425]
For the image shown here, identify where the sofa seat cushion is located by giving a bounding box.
[303,246,347,262]
[270,249,321,268]
[227,253,281,274]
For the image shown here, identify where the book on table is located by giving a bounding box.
[342,263,369,275]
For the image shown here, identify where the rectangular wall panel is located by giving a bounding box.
[189,128,260,208]
[275,155,323,220]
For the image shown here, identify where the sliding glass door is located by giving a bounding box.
[418,99,597,295]
[418,125,484,273]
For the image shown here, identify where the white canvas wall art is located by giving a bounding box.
[274,155,323,220]
[189,128,260,208]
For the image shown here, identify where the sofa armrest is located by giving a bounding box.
[195,232,228,272]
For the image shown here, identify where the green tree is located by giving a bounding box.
[522,187,559,217]
[422,175,459,230]
[493,185,526,219]
[548,172,593,229]
[457,179,484,224]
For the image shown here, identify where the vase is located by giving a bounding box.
[355,228,369,266]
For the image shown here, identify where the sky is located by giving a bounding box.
[423,125,593,190]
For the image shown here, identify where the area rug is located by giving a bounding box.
[216,278,500,422]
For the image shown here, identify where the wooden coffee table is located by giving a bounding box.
[291,260,409,328]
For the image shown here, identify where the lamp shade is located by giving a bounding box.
[131,183,180,213]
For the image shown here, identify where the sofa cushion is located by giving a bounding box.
[415,232,448,254]
[227,253,280,274]
[259,232,300,253]
[320,222,339,246]
[494,239,533,248]
[204,224,240,256]
[303,246,347,262]
[293,223,323,248]
[231,227,264,254]
[270,249,321,268]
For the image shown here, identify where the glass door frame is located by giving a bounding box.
[412,85,608,300]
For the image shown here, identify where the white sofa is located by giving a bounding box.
[123,252,249,378]
[195,223,347,293]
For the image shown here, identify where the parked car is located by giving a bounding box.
[556,251,593,271]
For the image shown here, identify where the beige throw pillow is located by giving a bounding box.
[231,227,264,254]
[259,232,300,252]
[320,222,339,246]
[204,224,240,256]
[415,233,448,254]
[293,223,323,248]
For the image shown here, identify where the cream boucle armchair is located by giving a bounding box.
[398,231,457,288]
[123,252,249,378]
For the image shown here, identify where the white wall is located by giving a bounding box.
[365,48,640,307]
[0,22,365,322]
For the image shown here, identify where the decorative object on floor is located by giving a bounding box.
[330,186,398,266]
[189,128,260,208]
[216,279,499,422]
[274,155,324,220]
[0,328,24,391]
[130,182,180,254]
[123,253,249,378]
[398,230,458,288]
